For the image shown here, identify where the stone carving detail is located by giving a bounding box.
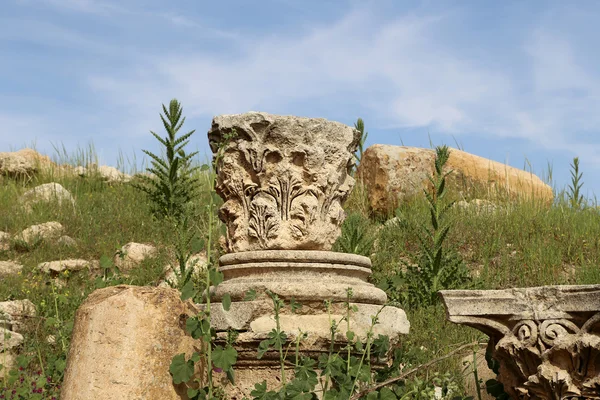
[440,285,600,399]
[208,112,360,252]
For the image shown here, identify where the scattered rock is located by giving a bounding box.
[0,149,55,178]
[0,329,24,352]
[0,261,23,277]
[0,351,17,378]
[57,235,77,247]
[17,221,64,245]
[356,145,553,215]
[0,232,10,251]
[77,164,132,183]
[61,285,200,399]
[0,300,36,332]
[455,199,498,214]
[160,252,208,287]
[113,242,157,272]
[21,182,75,211]
[38,259,94,275]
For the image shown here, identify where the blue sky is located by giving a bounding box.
[2,0,600,198]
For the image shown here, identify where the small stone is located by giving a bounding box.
[38,259,92,274]
[0,261,23,277]
[17,222,64,245]
[21,182,75,211]
[0,300,37,332]
[0,351,17,379]
[113,242,157,272]
[0,329,24,352]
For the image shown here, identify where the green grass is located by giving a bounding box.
[1,145,599,398]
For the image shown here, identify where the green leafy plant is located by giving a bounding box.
[169,129,238,400]
[132,98,200,221]
[352,118,369,173]
[333,213,376,257]
[567,156,584,210]
[389,145,471,308]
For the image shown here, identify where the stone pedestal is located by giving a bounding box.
[211,250,409,362]
[208,112,409,397]
[440,285,600,399]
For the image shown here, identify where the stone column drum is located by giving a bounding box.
[207,112,409,394]
[440,285,600,399]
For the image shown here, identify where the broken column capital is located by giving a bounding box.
[440,285,600,399]
[208,111,360,253]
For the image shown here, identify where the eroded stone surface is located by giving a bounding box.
[440,285,600,399]
[113,242,157,271]
[0,329,24,352]
[0,149,55,178]
[0,300,36,332]
[21,182,75,210]
[357,145,554,215]
[37,259,94,274]
[61,285,201,400]
[18,221,64,245]
[0,261,22,277]
[208,112,360,252]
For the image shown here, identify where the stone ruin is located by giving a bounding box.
[207,112,409,395]
[60,111,600,399]
[440,285,600,399]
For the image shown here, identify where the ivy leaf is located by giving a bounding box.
[346,330,355,342]
[99,254,113,269]
[222,293,232,311]
[181,280,197,301]
[169,353,194,384]
[212,345,238,372]
[200,164,210,171]
[209,268,224,286]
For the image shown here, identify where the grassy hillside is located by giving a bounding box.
[0,145,599,399]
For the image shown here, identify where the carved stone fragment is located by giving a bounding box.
[440,285,600,399]
[208,112,360,252]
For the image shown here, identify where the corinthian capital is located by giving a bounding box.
[440,285,600,399]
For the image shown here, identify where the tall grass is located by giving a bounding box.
[1,142,599,398]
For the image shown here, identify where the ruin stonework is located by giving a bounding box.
[208,112,360,253]
[208,112,409,396]
[440,285,600,399]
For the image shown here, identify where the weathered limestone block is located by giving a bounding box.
[113,242,157,271]
[440,285,600,399]
[357,145,554,215]
[0,149,55,178]
[21,182,75,210]
[0,299,36,332]
[62,285,201,400]
[17,221,64,245]
[37,259,97,275]
[208,112,360,252]
[0,261,23,277]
